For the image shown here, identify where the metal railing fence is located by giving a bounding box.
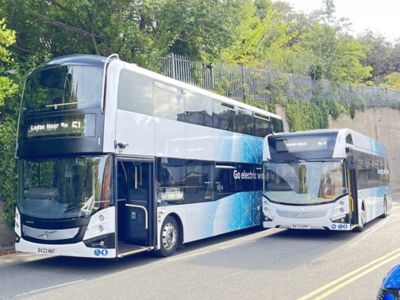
[160,53,400,108]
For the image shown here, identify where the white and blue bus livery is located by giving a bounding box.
[262,129,391,231]
[15,54,284,258]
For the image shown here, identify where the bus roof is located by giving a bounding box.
[119,60,282,120]
[33,54,281,120]
[264,128,387,160]
[35,54,106,71]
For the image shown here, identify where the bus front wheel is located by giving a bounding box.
[155,215,180,257]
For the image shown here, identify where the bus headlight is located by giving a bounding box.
[330,197,349,223]
[262,200,274,221]
[83,233,115,248]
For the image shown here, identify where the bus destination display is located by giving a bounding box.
[273,134,336,153]
[26,114,95,138]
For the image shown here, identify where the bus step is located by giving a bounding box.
[117,242,154,257]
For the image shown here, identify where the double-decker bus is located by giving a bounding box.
[262,129,391,232]
[15,54,284,258]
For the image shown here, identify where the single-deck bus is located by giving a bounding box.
[262,129,391,231]
[15,54,284,258]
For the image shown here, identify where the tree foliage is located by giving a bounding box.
[383,72,400,90]
[0,0,241,69]
[0,19,18,227]
[0,19,18,108]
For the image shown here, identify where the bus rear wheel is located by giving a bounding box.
[380,199,388,218]
[355,205,366,232]
[154,216,180,257]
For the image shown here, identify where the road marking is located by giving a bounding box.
[298,247,400,300]
[16,279,86,297]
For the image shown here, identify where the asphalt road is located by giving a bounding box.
[1,198,400,300]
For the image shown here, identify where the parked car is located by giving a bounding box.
[378,265,400,300]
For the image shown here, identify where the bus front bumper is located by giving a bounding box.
[15,237,117,259]
[263,219,352,231]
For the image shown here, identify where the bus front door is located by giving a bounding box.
[346,156,359,227]
[116,160,155,255]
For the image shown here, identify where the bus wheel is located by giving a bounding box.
[380,199,388,218]
[355,205,366,232]
[155,216,179,257]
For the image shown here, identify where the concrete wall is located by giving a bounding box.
[329,107,400,192]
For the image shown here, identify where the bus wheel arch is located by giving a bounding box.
[380,196,389,218]
[355,202,366,232]
[154,214,182,257]
[169,213,184,246]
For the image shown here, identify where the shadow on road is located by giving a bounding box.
[184,216,386,271]
[5,227,263,276]
[3,216,386,276]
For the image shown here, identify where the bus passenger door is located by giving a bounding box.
[116,159,156,254]
[346,156,359,226]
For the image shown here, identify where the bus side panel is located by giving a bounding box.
[158,191,261,244]
[154,117,186,158]
[113,110,263,165]
[186,123,214,161]
[214,131,263,164]
[358,186,391,223]
[116,110,155,156]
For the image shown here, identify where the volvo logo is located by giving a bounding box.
[37,230,57,239]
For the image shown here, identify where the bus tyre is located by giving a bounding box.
[380,199,388,218]
[155,216,179,257]
[355,206,366,232]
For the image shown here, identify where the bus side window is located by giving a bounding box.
[117,70,154,116]
[154,82,184,121]
[235,108,254,135]
[254,114,271,137]
[212,102,235,132]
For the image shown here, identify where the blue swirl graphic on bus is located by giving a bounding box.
[216,133,263,164]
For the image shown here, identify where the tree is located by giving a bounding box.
[0,19,18,108]
[0,19,18,227]
[383,72,400,90]
[0,0,241,69]
[220,0,294,70]
[358,31,394,83]
[294,16,371,83]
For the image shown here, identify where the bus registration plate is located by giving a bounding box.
[290,224,311,229]
[37,247,56,255]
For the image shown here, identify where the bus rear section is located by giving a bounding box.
[262,129,391,232]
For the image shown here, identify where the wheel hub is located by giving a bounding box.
[162,223,177,250]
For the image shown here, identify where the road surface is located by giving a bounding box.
[1,199,400,299]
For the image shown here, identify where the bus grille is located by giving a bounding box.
[276,210,327,219]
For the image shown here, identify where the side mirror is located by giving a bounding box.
[346,148,356,170]
[346,157,356,170]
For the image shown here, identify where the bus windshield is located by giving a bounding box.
[263,161,345,205]
[22,65,103,112]
[18,155,111,219]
